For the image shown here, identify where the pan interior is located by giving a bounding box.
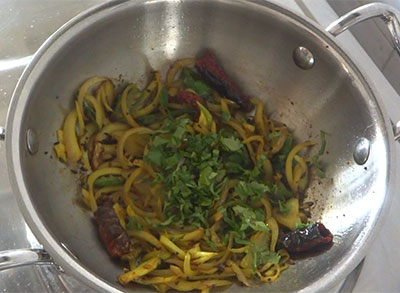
[14,0,389,291]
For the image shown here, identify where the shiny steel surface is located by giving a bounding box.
[3,0,398,292]
[326,3,400,56]
[293,46,315,69]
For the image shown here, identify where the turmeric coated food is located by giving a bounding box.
[54,50,332,292]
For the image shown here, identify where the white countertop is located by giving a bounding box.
[0,0,398,291]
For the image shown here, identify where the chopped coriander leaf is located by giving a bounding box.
[145,146,163,167]
[227,205,270,235]
[126,216,143,230]
[271,184,293,201]
[182,68,212,99]
[295,221,313,229]
[220,136,243,152]
[221,111,231,122]
[234,181,269,202]
[252,247,280,270]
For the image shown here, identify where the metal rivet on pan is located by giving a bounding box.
[55,265,65,273]
[0,127,5,141]
[26,129,38,155]
[293,46,315,69]
[353,137,370,165]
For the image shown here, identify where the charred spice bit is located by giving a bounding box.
[279,223,333,253]
[195,50,253,112]
[94,206,130,258]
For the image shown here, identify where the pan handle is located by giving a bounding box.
[0,248,53,271]
[325,3,400,56]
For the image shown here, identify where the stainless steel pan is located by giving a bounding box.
[2,0,400,292]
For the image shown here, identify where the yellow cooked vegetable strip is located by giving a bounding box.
[228,260,250,287]
[197,267,219,275]
[87,167,123,212]
[80,150,92,171]
[77,77,107,120]
[94,185,122,200]
[230,246,249,253]
[81,188,95,211]
[293,154,308,193]
[220,98,230,116]
[121,84,140,127]
[183,253,196,276]
[137,275,178,285]
[251,98,267,138]
[118,257,161,285]
[167,280,202,292]
[127,231,162,248]
[272,198,301,231]
[83,94,105,128]
[166,58,195,86]
[190,251,218,265]
[258,263,281,283]
[197,102,213,129]
[54,130,67,162]
[143,251,171,262]
[96,122,129,142]
[63,110,82,163]
[75,101,85,137]
[133,72,161,117]
[98,80,114,112]
[169,265,186,278]
[285,141,315,192]
[243,135,264,156]
[267,217,279,252]
[199,280,232,290]
[175,228,204,242]
[160,235,185,259]
[260,198,273,220]
[113,203,126,229]
[263,156,273,182]
[117,127,152,168]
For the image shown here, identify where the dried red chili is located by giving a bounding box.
[94,206,130,258]
[195,50,253,112]
[279,223,333,253]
